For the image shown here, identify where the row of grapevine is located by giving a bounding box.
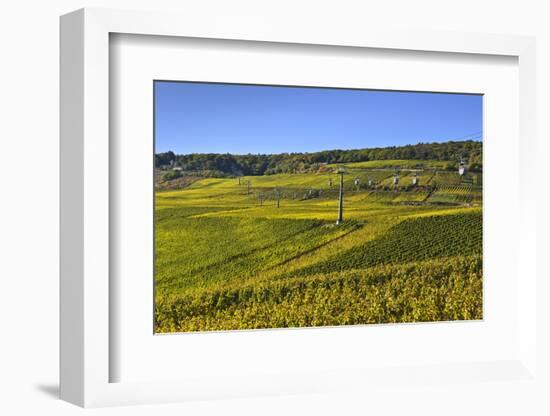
[295,211,482,276]
[155,255,482,332]
[427,185,482,204]
[156,213,359,292]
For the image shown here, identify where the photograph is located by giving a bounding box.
[153,81,483,333]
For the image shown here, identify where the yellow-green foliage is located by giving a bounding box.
[297,211,482,276]
[156,215,359,291]
[428,185,482,205]
[155,255,482,332]
[155,163,483,332]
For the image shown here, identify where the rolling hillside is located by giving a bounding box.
[155,159,482,332]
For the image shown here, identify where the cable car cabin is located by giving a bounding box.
[458,160,466,176]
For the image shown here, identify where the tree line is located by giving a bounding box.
[155,140,482,176]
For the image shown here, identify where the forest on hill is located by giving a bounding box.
[155,140,482,177]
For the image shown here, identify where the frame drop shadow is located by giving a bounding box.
[34,383,59,399]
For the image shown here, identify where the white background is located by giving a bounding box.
[1,1,549,415]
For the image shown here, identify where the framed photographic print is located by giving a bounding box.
[153,81,483,333]
[60,8,540,409]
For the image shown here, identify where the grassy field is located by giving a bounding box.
[155,161,482,332]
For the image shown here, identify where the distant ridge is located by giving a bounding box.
[155,140,482,176]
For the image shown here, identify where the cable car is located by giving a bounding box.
[458,159,466,176]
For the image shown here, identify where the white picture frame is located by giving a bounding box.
[111,32,516,385]
[60,7,539,408]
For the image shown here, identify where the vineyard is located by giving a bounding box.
[427,185,482,204]
[155,159,483,332]
[155,255,482,332]
[296,212,482,276]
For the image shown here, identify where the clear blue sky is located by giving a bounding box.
[155,81,482,155]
